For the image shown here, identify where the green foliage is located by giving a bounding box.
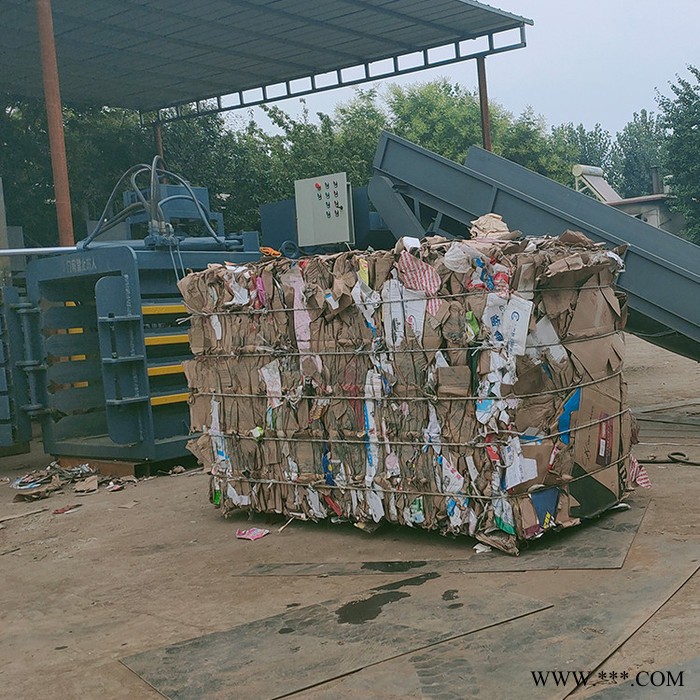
[0,99,58,245]
[333,89,389,186]
[658,66,700,242]
[385,79,515,164]
[386,80,484,162]
[496,108,573,183]
[64,106,151,222]
[609,110,664,198]
[551,122,613,181]
[2,74,698,244]
[0,98,152,245]
[221,119,280,232]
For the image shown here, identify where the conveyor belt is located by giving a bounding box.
[371,132,700,360]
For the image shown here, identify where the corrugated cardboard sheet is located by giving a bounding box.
[179,232,634,554]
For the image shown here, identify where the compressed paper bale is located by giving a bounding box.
[178,232,632,554]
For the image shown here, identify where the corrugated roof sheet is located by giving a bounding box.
[0,0,531,112]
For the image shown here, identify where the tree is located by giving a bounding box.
[385,79,510,163]
[221,118,279,232]
[0,98,58,245]
[216,91,389,232]
[551,122,613,180]
[160,110,241,233]
[64,106,151,233]
[658,65,700,242]
[0,99,156,245]
[496,108,573,184]
[333,88,389,186]
[609,110,665,198]
[0,99,247,243]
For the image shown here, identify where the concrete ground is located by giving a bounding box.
[1,334,698,699]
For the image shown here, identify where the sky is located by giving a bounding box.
[234,0,700,137]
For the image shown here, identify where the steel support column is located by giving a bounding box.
[35,0,74,246]
[476,56,492,152]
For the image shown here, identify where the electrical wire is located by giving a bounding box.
[204,407,631,449]
[211,450,634,504]
[192,369,622,403]
[181,284,619,318]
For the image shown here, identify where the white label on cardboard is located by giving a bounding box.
[324,291,340,310]
[210,399,222,435]
[223,269,250,305]
[351,278,381,329]
[443,241,485,273]
[259,359,283,409]
[210,313,222,341]
[527,316,568,365]
[403,287,427,345]
[388,493,398,521]
[212,435,231,476]
[448,498,463,528]
[363,370,382,486]
[402,236,421,251]
[482,293,533,356]
[466,455,480,483]
[366,488,385,523]
[476,398,495,424]
[502,436,538,490]
[285,456,299,482]
[424,404,442,454]
[502,295,533,356]
[435,350,449,368]
[351,489,359,515]
[440,454,465,493]
[381,278,406,349]
[227,484,250,507]
[505,457,538,490]
[385,451,401,477]
[483,293,507,344]
[306,488,327,518]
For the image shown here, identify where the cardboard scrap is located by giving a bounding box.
[180,230,632,555]
[74,475,99,494]
[7,462,138,502]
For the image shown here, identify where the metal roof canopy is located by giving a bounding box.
[2,0,532,124]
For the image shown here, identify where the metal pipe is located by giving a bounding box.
[35,0,75,246]
[476,55,492,152]
[154,121,164,160]
[0,247,77,256]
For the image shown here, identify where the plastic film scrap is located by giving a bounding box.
[179,229,636,554]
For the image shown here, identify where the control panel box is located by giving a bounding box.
[294,172,354,247]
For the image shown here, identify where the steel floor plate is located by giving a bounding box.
[241,502,647,578]
[121,573,550,699]
[121,531,697,700]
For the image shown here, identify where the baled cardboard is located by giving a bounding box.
[179,230,632,554]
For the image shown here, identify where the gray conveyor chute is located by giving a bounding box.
[371,131,700,360]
